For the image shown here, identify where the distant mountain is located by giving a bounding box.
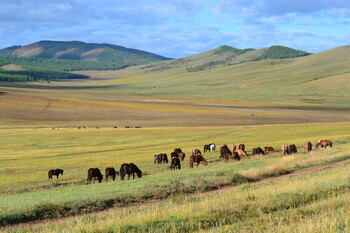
[0,40,171,63]
[141,45,311,73]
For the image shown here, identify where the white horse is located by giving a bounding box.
[210,143,216,152]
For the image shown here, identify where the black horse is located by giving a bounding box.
[170,157,181,170]
[119,163,142,180]
[48,169,63,179]
[87,168,103,184]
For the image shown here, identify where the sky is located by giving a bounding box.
[0,0,349,58]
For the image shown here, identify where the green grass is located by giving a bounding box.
[4,154,349,232]
[0,123,349,226]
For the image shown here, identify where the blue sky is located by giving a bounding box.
[0,0,349,58]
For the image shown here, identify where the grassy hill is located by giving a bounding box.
[0,40,171,71]
[141,45,311,72]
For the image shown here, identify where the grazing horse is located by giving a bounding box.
[221,146,232,162]
[232,144,237,152]
[232,152,241,161]
[252,147,264,155]
[170,157,181,170]
[87,168,103,184]
[263,146,275,153]
[105,167,119,182]
[316,140,332,149]
[119,163,142,180]
[210,143,216,152]
[174,148,182,154]
[303,141,312,152]
[178,152,186,161]
[155,153,168,164]
[220,145,229,158]
[203,144,210,153]
[192,148,201,155]
[48,169,63,179]
[96,126,100,129]
[235,149,248,159]
[239,144,245,151]
[190,155,208,168]
[282,144,289,155]
[289,144,298,154]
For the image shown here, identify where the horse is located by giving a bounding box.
[252,147,264,155]
[316,140,332,149]
[171,152,179,159]
[235,149,248,159]
[232,152,241,161]
[289,144,298,154]
[303,141,312,152]
[221,146,232,162]
[105,167,119,182]
[154,154,167,164]
[87,168,103,184]
[203,144,210,153]
[190,154,208,168]
[170,157,181,170]
[239,144,245,151]
[282,144,289,155]
[210,143,216,152]
[178,152,186,161]
[48,169,63,179]
[220,145,229,158]
[192,148,201,155]
[96,126,100,129]
[119,163,142,180]
[263,146,275,153]
[232,144,237,152]
[174,148,182,154]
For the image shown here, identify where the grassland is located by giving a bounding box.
[0,46,349,127]
[2,145,350,232]
[0,123,349,229]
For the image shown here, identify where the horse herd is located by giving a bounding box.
[48,139,332,184]
[48,163,142,184]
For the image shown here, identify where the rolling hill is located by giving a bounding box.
[0,40,172,71]
[141,45,311,72]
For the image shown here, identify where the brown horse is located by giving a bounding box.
[239,144,245,151]
[203,144,210,153]
[119,163,142,180]
[221,146,232,162]
[263,146,275,153]
[170,157,181,170]
[178,152,186,161]
[232,152,241,161]
[282,144,289,155]
[316,140,332,149]
[155,153,168,164]
[190,155,208,168]
[48,169,63,179]
[303,141,312,152]
[232,144,237,152]
[235,149,248,159]
[105,167,119,182]
[252,147,264,155]
[87,168,103,184]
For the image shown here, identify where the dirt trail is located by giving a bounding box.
[3,157,350,230]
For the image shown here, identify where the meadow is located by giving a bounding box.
[0,45,350,231]
[0,122,349,229]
